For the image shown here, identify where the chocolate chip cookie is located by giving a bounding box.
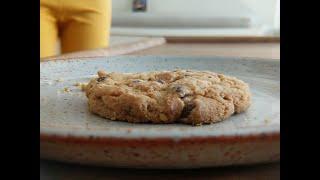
[85,70,251,125]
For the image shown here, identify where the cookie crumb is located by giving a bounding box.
[63,87,71,92]
[55,78,64,82]
[193,123,202,126]
[74,82,87,91]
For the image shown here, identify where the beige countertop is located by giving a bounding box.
[129,42,280,59]
[45,37,279,60]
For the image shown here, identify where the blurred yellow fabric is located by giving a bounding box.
[40,0,111,58]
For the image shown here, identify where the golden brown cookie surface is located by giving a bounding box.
[85,70,251,125]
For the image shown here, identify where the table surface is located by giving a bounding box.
[40,160,280,180]
[41,41,280,179]
[129,42,280,59]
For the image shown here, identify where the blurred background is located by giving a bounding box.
[111,0,280,38]
[108,0,280,47]
[43,0,280,59]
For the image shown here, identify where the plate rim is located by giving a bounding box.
[40,131,280,145]
[40,55,280,64]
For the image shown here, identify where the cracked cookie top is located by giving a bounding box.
[85,70,251,125]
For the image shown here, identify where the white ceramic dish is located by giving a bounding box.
[40,56,280,168]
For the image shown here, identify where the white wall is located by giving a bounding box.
[112,0,279,28]
[241,0,278,27]
[113,0,253,16]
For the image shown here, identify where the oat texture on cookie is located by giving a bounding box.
[85,70,251,125]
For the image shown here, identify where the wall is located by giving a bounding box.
[112,0,279,29]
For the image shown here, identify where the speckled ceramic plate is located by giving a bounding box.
[40,56,280,168]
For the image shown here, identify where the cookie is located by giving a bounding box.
[85,70,251,125]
